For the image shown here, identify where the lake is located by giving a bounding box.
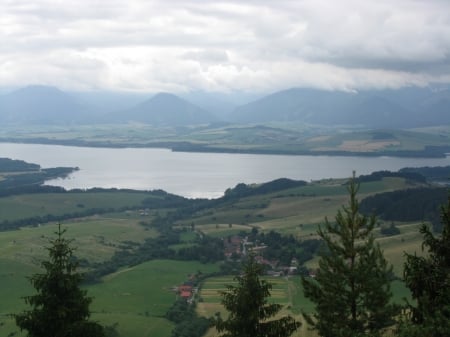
[1,143,449,198]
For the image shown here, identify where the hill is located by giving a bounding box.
[229,87,450,128]
[110,92,218,126]
[2,85,449,129]
[0,165,443,337]
[0,85,92,125]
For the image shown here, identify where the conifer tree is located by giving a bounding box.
[215,253,300,337]
[15,224,104,337]
[302,173,396,337]
[397,196,450,337]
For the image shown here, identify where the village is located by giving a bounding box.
[174,234,302,302]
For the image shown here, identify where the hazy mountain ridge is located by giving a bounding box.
[229,87,450,128]
[0,85,449,128]
[0,85,93,125]
[108,92,218,126]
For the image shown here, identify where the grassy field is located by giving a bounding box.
[197,275,314,337]
[0,176,434,337]
[0,256,220,337]
[184,177,418,239]
[0,191,154,221]
[197,274,411,337]
[88,260,220,337]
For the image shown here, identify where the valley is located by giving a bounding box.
[0,159,447,337]
[1,85,450,159]
[1,123,450,158]
[1,86,449,337]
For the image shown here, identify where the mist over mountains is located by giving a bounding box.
[0,86,93,125]
[0,85,449,128]
[230,87,450,128]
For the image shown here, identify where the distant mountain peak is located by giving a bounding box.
[0,85,89,125]
[110,92,217,126]
[13,85,65,97]
[152,92,179,98]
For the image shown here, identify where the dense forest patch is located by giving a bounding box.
[360,187,448,231]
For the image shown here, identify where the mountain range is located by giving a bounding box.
[230,87,450,128]
[0,85,449,128]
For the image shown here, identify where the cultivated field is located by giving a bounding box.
[1,123,449,157]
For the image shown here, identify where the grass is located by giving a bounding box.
[0,175,436,337]
[88,260,220,337]
[186,178,415,239]
[0,191,152,222]
[199,275,317,314]
[92,313,174,337]
[0,217,158,265]
[1,258,220,337]
[198,274,411,337]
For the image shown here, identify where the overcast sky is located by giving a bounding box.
[1,0,450,94]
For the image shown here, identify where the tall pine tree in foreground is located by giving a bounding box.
[397,196,450,337]
[15,224,104,337]
[215,253,300,337]
[302,173,396,337]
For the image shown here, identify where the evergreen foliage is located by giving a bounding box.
[166,299,211,337]
[215,253,300,337]
[302,173,396,337]
[359,187,447,231]
[15,224,105,337]
[397,196,450,337]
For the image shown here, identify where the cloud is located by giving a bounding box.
[0,0,449,93]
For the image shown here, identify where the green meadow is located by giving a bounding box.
[88,260,220,337]
[0,176,434,337]
[0,191,158,221]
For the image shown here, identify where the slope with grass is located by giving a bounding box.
[0,172,441,337]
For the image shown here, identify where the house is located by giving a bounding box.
[178,284,194,300]
[224,235,243,258]
[179,285,193,293]
[180,291,192,299]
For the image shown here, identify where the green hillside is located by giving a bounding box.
[0,170,445,337]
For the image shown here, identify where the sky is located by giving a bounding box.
[1,0,450,94]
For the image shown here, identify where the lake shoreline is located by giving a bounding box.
[2,142,449,199]
[1,137,448,159]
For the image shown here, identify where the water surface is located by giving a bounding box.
[1,143,449,198]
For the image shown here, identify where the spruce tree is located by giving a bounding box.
[15,224,104,337]
[302,173,396,337]
[397,196,450,337]
[215,253,300,337]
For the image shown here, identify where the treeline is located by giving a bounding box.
[356,170,426,184]
[360,187,448,231]
[85,227,224,283]
[0,206,118,231]
[248,230,321,267]
[400,165,450,183]
[85,224,319,284]
[0,157,40,172]
[0,166,77,190]
[0,184,66,198]
[166,299,211,337]
[0,188,189,231]
[223,178,307,199]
